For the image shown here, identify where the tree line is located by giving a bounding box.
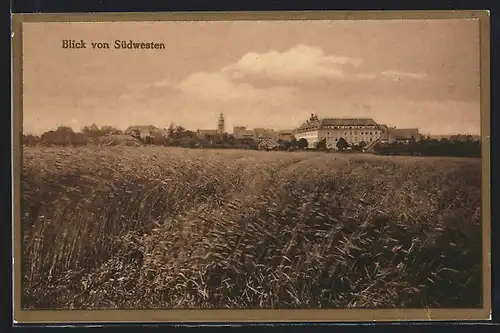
[22,123,311,151]
[22,124,124,147]
[373,137,481,158]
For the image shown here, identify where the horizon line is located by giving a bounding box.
[22,123,482,138]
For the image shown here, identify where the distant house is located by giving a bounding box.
[197,129,219,138]
[278,129,294,142]
[378,125,395,143]
[377,126,421,144]
[450,134,478,142]
[233,126,256,140]
[253,128,267,138]
[233,126,247,132]
[125,125,165,139]
[424,134,479,142]
[257,130,279,141]
[258,138,280,150]
[88,134,143,147]
[425,134,450,140]
[232,125,284,142]
[239,131,256,140]
[391,128,422,143]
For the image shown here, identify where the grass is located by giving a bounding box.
[21,146,483,309]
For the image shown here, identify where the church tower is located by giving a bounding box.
[217,113,225,135]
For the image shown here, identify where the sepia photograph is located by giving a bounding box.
[12,11,490,322]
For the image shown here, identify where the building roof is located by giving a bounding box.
[197,129,218,135]
[235,129,255,136]
[258,138,280,148]
[297,118,378,131]
[278,129,294,134]
[88,134,143,146]
[125,125,160,134]
[258,130,278,139]
[392,128,420,139]
[378,124,394,131]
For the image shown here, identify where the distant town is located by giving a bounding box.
[23,112,481,157]
[123,112,480,151]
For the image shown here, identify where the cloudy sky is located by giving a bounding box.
[22,19,481,135]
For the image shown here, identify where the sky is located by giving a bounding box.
[21,19,481,135]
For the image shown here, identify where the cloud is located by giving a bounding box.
[133,44,427,104]
[222,44,361,80]
[176,72,265,100]
[175,71,296,101]
[220,45,426,84]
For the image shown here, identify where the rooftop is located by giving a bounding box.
[392,128,420,139]
[125,125,161,133]
[297,117,378,131]
[197,129,219,136]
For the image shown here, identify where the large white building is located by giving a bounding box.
[294,114,385,149]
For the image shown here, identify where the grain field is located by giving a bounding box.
[21,147,483,309]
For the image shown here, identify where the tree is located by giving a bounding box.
[82,123,103,138]
[55,125,73,132]
[279,140,292,151]
[129,129,141,139]
[336,137,349,151]
[296,138,308,149]
[406,136,418,155]
[167,123,175,137]
[40,126,75,146]
[316,138,327,150]
[55,126,75,146]
[72,132,87,146]
[40,131,56,146]
[100,125,121,135]
[373,142,383,154]
[222,133,235,144]
[23,134,40,146]
[203,134,214,144]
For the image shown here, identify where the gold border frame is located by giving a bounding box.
[11,10,491,323]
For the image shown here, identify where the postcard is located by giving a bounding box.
[11,10,491,323]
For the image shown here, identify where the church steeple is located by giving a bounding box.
[217,113,225,135]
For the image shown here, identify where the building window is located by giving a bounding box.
[370,132,373,135]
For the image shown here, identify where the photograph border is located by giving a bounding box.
[11,10,491,323]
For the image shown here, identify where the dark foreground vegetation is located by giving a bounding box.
[22,147,482,309]
[373,138,481,158]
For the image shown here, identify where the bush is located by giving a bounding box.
[375,139,480,158]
